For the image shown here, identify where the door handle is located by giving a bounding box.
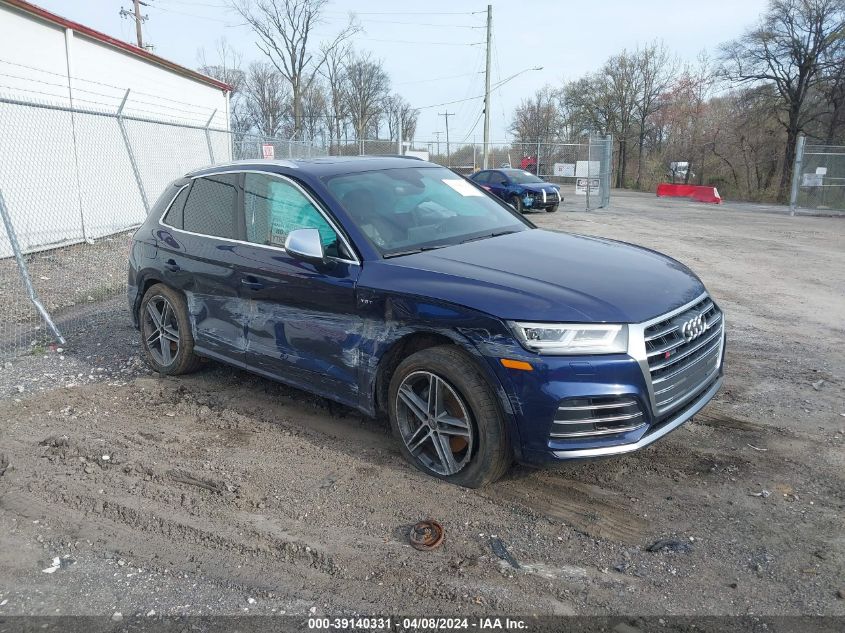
[164,259,180,272]
[241,276,264,290]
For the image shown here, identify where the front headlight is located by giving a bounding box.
[509,322,628,355]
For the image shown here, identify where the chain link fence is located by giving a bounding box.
[791,136,845,213]
[0,95,325,358]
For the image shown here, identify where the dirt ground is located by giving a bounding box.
[0,191,843,619]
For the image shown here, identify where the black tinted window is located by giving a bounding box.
[183,174,239,239]
[472,171,489,184]
[162,186,188,229]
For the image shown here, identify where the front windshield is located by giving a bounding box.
[325,166,530,256]
[506,170,543,184]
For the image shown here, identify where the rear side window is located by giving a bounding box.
[182,174,240,239]
[472,171,489,185]
[162,186,189,229]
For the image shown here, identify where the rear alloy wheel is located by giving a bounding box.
[140,283,201,375]
[388,345,511,487]
[510,194,524,213]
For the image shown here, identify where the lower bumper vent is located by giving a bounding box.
[551,396,646,439]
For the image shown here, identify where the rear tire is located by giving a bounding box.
[388,345,511,488]
[510,195,524,213]
[139,283,201,375]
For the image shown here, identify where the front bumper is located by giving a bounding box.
[476,300,725,465]
[549,375,721,459]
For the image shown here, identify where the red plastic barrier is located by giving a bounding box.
[656,183,721,204]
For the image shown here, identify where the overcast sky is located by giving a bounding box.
[35,0,770,142]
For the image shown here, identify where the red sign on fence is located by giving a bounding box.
[261,144,275,160]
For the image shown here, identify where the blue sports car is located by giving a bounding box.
[469,168,562,212]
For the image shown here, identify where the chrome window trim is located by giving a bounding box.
[160,183,190,221]
[158,169,360,266]
[627,291,724,416]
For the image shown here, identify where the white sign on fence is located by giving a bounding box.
[405,149,430,161]
[816,167,828,175]
[553,162,575,177]
[575,178,600,196]
[262,143,275,160]
[802,173,824,187]
[576,160,601,177]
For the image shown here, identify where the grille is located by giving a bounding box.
[528,189,558,204]
[551,395,645,438]
[644,295,723,417]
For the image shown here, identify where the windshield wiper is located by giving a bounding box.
[460,229,520,244]
[383,244,449,259]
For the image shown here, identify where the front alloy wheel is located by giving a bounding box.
[395,370,474,476]
[388,345,511,487]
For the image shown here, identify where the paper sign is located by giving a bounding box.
[442,179,483,196]
[262,144,275,160]
[554,163,575,177]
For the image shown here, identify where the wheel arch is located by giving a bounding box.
[371,328,522,461]
[132,272,174,328]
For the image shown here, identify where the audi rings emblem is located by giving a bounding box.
[681,314,707,342]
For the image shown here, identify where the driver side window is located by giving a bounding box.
[244,173,341,257]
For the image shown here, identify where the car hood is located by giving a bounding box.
[363,229,706,323]
[518,182,559,193]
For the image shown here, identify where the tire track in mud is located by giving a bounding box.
[484,476,649,545]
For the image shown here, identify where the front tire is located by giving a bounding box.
[139,283,201,375]
[547,204,559,213]
[510,195,524,213]
[388,345,511,488]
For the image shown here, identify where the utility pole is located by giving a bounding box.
[482,4,492,169]
[120,0,148,49]
[438,111,454,166]
[434,131,442,157]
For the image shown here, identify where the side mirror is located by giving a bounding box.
[284,228,326,265]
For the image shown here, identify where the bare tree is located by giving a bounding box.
[633,41,675,188]
[720,0,845,200]
[232,0,359,139]
[510,86,564,144]
[198,39,250,134]
[345,52,390,142]
[301,81,327,143]
[383,94,418,143]
[243,61,290,137]
[319,42,351,148]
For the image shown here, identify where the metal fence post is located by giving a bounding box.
[586,138,592,211]
[0,190,66,346]
[204,108,217,164]
[789,133,805,216]
[602,134,613,208]
[117,90,150,213]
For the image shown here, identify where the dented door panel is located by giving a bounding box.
[235,245,362,406]
[154,228,248,366]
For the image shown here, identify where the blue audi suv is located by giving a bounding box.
[128,157,725,487]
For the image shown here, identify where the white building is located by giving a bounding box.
[0,0,233,256]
